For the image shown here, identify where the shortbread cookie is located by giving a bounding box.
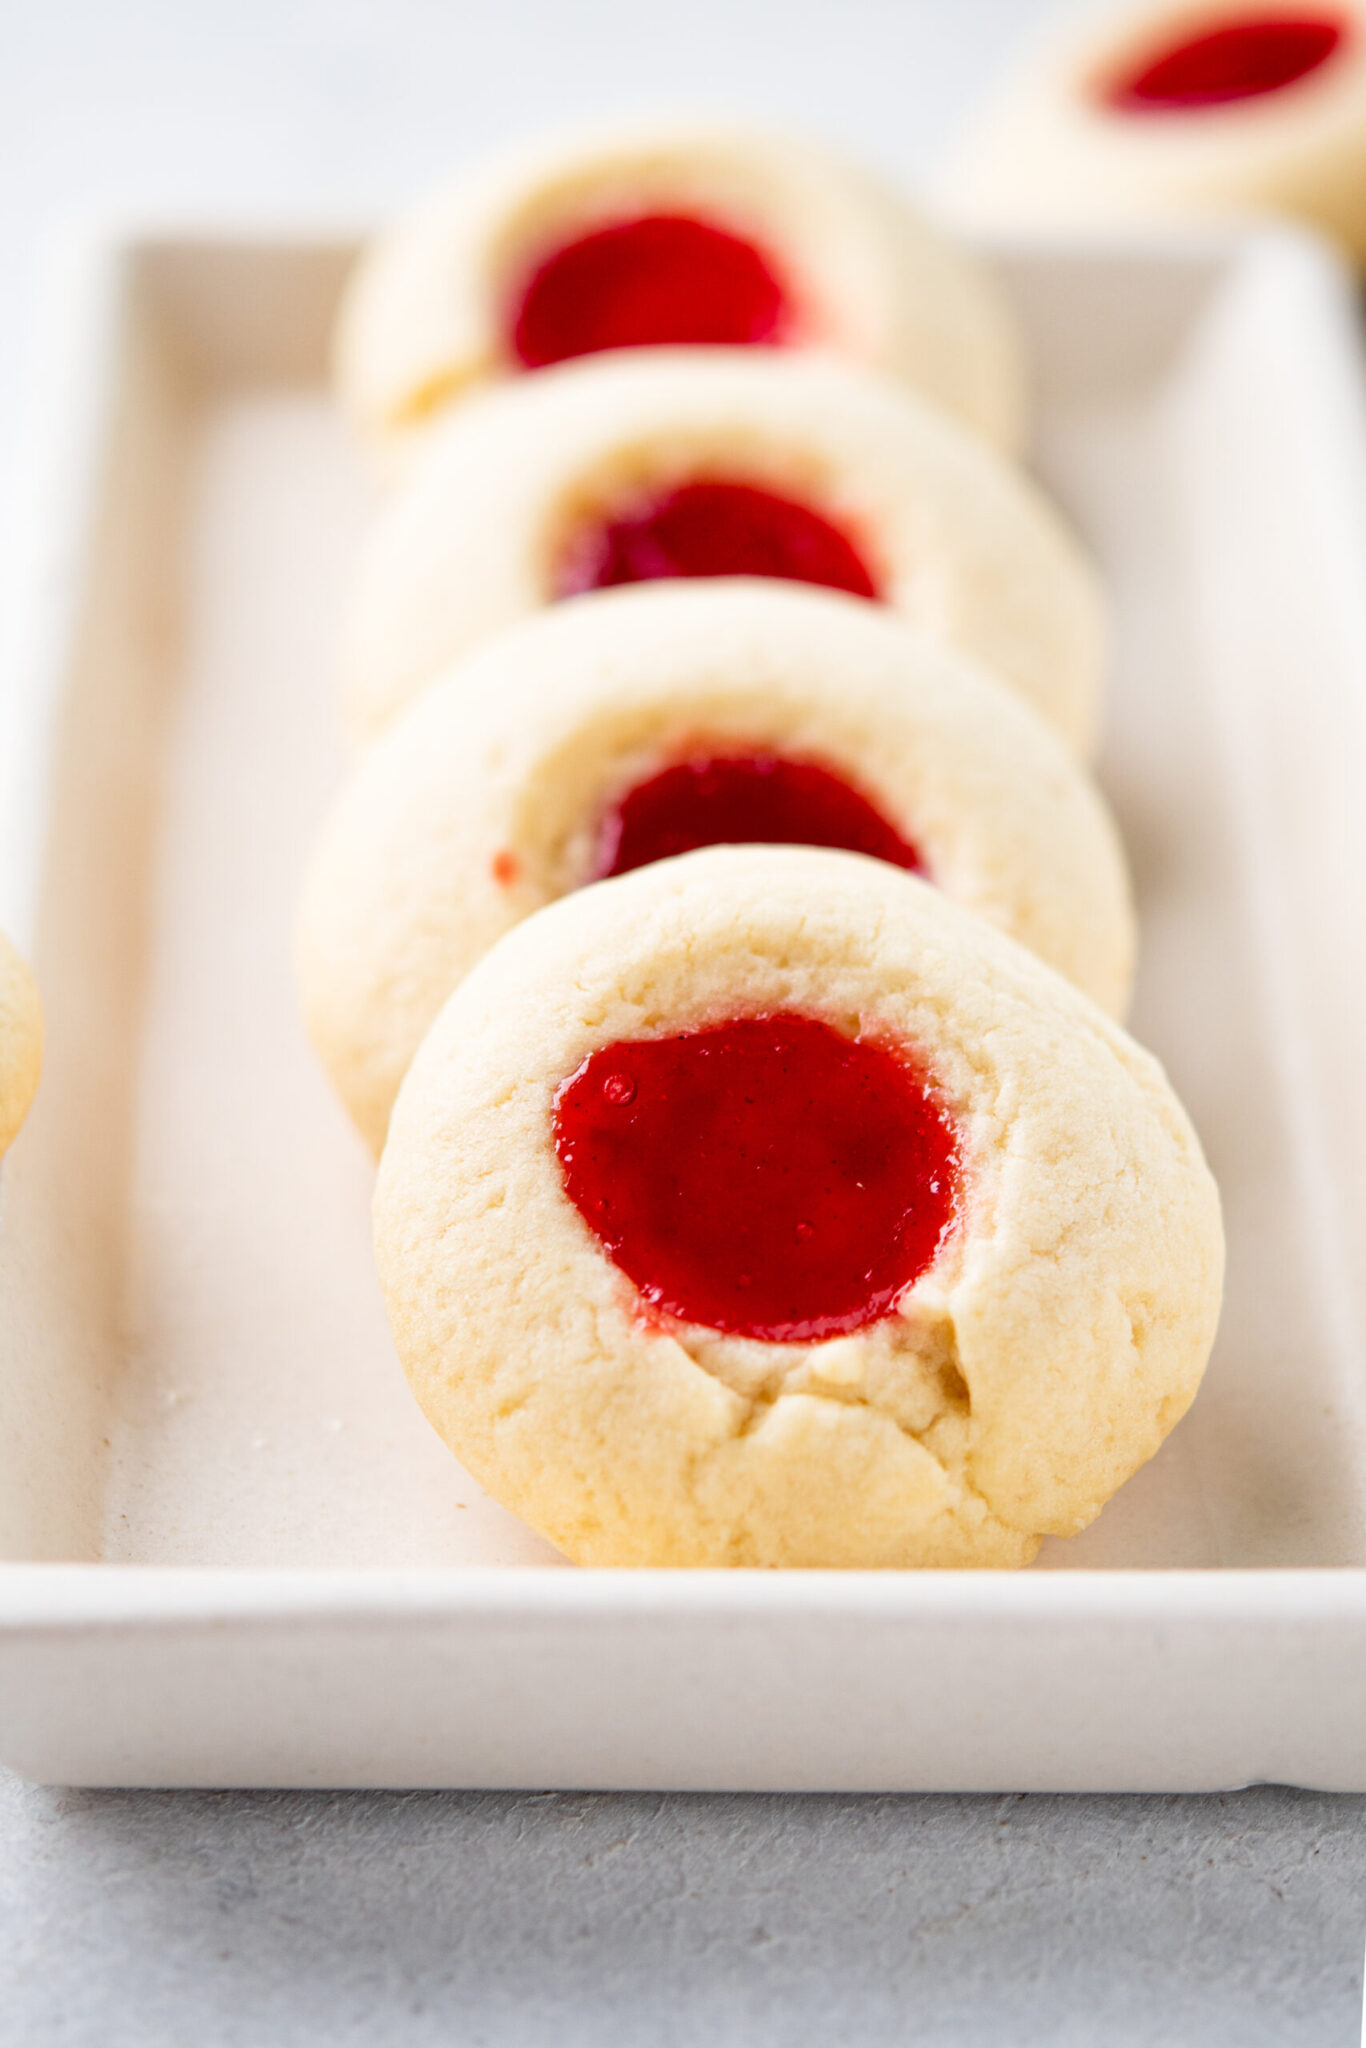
[375,846,1223,1570]
[304,582,1134,1152]
[945,1,1366,261]
[0,932,41,1159]
[340,350,1105,749]
[335,117,1025,463]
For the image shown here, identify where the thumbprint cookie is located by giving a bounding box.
[945,0,1366,261]
[340,350,1104,748]
[303,582,1133,1151]
[374,846,1222,1570]
[336,117,1025,463]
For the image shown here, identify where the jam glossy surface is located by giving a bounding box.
[592,751,923,880]
[1106,13,1344,107]
[553,1013,959,1342]
[555,480,880,599]
[511,214,790,369]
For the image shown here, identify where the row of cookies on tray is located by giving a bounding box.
[301,120,1224,1571]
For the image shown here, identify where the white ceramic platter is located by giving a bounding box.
[2,224,1366,1790]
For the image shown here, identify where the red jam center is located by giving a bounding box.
[553,1013,959,1342]
[1106,13,1344,107]
[555,480,880,600]
[511,214,791,369]
[592,751,923,880]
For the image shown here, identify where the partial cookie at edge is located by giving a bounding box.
[0,932,42,1159]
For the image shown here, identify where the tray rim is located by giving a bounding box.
[6,1559,1366,1632]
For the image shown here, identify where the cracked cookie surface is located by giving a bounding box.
[374,846,1222,1569]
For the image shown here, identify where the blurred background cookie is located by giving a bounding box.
[944,0,1366,260]
[336,117,1025,467]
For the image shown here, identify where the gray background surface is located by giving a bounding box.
[2,1779,1364,2045]
[2,2,1364,2041]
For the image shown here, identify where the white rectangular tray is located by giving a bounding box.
[3,223,1366,1789]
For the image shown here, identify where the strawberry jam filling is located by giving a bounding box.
[1106,13,1344,108]
[510,214,790,369]
[591,751,923,880]
[553,1013,959,1342]
[555,480,880,599]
